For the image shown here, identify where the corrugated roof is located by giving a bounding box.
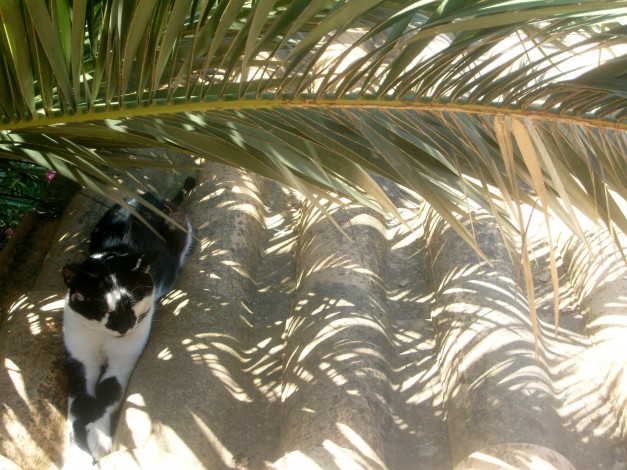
[1,154,626,469]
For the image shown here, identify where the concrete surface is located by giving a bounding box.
[558,226,627,443]
[1,156,627,469]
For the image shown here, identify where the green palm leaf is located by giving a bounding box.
[1,0,626,330]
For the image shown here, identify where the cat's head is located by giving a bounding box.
[62,251,158,336]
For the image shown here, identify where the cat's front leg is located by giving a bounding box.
[85,346,143,461]
[85,376,122,460]
[64,355,102,468]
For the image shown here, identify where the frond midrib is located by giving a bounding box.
[2,95,624,132]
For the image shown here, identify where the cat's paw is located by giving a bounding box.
[85,421,113,462]
[63,444,96,469]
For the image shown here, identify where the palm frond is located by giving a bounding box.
[0,1,626,283]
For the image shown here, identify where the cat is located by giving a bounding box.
[61,177,195,466]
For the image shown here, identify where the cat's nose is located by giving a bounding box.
[107,312,136,335]
[115,320,133,335]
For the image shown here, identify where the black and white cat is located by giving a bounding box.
[61,177,195,466]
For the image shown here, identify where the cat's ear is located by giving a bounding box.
[62,265,82,288]
[131,251,159,273]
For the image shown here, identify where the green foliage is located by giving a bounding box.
[0,160,49,249]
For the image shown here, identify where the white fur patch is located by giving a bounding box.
[86,415,113,461]
[62,442,94,469]
[180,217,194,266]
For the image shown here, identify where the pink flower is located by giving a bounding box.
[46,170,56,182]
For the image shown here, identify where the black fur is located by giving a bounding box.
[89,190,193,300]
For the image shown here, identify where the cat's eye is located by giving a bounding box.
[71,293,84,302]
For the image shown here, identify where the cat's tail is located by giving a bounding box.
[172,176,196,206]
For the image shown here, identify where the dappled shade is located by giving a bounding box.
[1,160,627,469]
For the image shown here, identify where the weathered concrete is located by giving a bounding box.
[425,209,569,466]
[2,158,627,469]
[0,291,66,469]
[454,444,576,470]
[558,227,627,442]
[279,198,393,470]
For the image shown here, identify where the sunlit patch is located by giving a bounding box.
[220,259,253,280]
[199,237,213,252]
[157,347,173,361]
[295,367,314,383]
[238,301,253,315]
[460,444,577,470]
[404,368,442,406]
[162,289,186,305]
[297,318,386,363]
[238,314,253,328]
[253,376,281,402]
[391,228,423,251]
[322,438,368,469]
[256,337,272,349]
[295,298,309,309]
[173,299,189,316]
[211,341,245,361]
[250,356,280,377]
[337,423,386,468]
[224,203,262,222]
[282,381,299,400]
[124,393,153,451]
[273,451,322,469]
[388,290,411,301]
[200,188,224,202]
[5,358,27,403]
[190,412,235,468]
[184,339,252,402]
[9,295,28,314]
[348,213,386,235]
[26,313,41,335]
[265,236,296,257]
[326,368,347,386]
[266,213,286,230]
[62,243,81,253]
[40,299,64,311]
[334,353,358,362]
